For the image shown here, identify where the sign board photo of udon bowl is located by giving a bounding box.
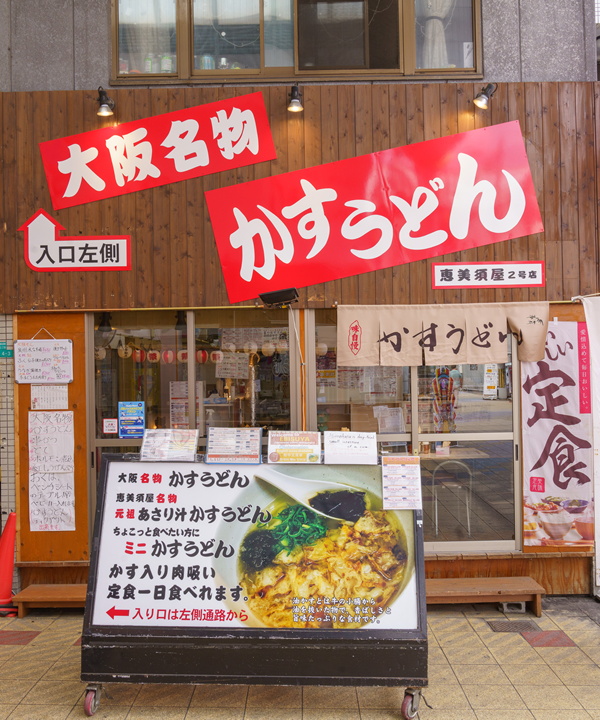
[82,455,428,702]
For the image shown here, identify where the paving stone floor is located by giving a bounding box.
[3,596,600,719]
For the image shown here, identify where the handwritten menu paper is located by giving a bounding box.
[141,429,200,462]
[15,339,73,384]
[382,456,422,510]
[268,431,321,464]
[29,411,75,473]
[323,432,377,465]
[31,385,69,410]
[28,411,75,532]
[206,427,262,464]
[29,471,75,532]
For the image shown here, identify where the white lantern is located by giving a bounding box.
[94,347,106,360]
[210,350,224,364]
[147,349,160,363]
[276,338,289,353]
[244,341,258,354]
[224,342,236,352]
[177,349,188,363]
[262,342,276,357]
[316,342,328,356]
[117,344,132,359]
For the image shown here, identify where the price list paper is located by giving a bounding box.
[15,339,73,384]
[267,431,321,464]
[323,432,378,465]
[206,427,262,464]
[28,411,75,531]
[382,456,423,510]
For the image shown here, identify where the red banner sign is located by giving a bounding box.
[206,120,543,303]
[40,92,276,210]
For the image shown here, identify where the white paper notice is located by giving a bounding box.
[31,385,69,410]
[15,339,73,384]
[206,427,262,464]
[323,432,378,465]
[141,429,199,462]
[29,471,75,531]
[28,411,75,473]
[376,407,406,434]
[382,456,422,510]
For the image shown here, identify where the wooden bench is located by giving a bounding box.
[11,584,87,618]
[426,576,545,617]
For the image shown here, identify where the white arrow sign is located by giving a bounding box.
[19,209,131,272]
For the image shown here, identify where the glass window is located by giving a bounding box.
[420,439,514,542]
[315,310,410,437]
[195,309,291,432]
[118,0,177,75]
[297,0,399,70]
[415,0,474,70]
[193,0,261,70]
[94,311,188,439]
[264,0,294,67]
[417,357,513,434]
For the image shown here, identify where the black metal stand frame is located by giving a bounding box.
[81,454,428,716]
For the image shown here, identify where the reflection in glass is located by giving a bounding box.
[298,0,399,70]
[315,310,410,438]
[420,440,514,542]
[193,0,260,70]
[417,354,513,433]
[264,0,294,66]
[94,311,188,439]
[118,0,177,74]
[196,309,290,433]
[415,0,473,69]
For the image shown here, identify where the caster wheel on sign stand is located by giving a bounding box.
[84,689,100,716]
[401,692,419,719]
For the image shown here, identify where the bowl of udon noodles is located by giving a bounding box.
[212,464,417,630]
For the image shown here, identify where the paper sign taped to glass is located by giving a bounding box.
[206,120,543,303]
[91,460,418,630]
[337,301,549,367]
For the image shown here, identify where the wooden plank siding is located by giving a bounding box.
[1,82,599,314]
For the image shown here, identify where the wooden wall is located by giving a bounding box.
[0,83,598,313]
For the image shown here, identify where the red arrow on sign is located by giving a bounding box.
[18,208,131,273]
[106,606,130,620]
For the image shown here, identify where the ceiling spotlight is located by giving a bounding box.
[473,83,498,110]
[96,86,115,117]
[97,312,113,334]
[287,85,303,113]
[175,310,188,333]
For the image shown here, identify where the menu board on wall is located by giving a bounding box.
[15,339,73,384]
[28,411,75,532]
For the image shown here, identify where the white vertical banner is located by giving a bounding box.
[521,322,593,548]
[581,299,600,590]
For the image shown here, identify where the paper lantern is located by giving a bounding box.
[162,350,175,364]
[316,342,328,356]
[177,350,188,363]
[244,341,258,354]
[196,349,208,364]
[117,344,132,359]
[210,350,223,364]
[276,338,289,353]
[262,342,276,357]
[133,348,146,363]
[94,347,106,360]
[224,342,236,352]
[147,349,160,363]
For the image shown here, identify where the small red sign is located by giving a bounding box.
[578,322,591,414]
[206,121,543,303]
[40,92,276,210]
[530,477,545,493]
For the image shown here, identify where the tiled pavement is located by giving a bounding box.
[3,597,600,719]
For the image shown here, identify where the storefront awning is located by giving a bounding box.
[337,302,549,367]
